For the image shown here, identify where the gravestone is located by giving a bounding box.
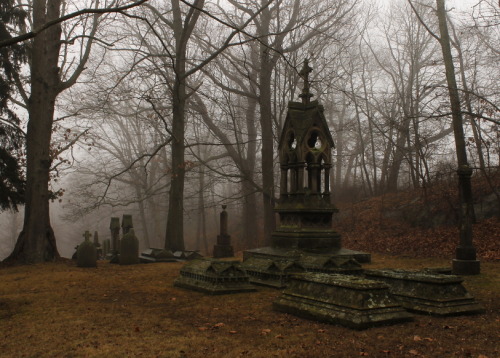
[175,258,256,295]
[120,228,139,265]
[77,230,97,268]
[109,217,120,252]
[213,205,234,258]
[122,214,133,235]
[273,273,413,330]
[243,59,369,287]
[93,231,102,259]
[364,269,484,316]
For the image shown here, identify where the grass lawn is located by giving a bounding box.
[0,254,498,357]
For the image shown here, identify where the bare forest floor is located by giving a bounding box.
[337,172,500,262]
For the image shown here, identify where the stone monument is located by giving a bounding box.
[122,214,133,235]
[77,230,97,268]
[120,228,139,265]
[242,60,369,286]
[213,205,234,258]
[109,217,120,253]
[175,258,255,295]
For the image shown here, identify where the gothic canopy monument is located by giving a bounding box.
[243,60,369,284]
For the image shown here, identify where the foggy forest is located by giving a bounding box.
[1,0,499,357]
[0,0,498,261]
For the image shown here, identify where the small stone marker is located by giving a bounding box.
[77,231,97,268]
[273,273,413,330]
[120,228,139,265]
[364,269,485,316]
[174,258,256,295]
[213,205,234,258]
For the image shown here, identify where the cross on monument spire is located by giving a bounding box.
[299,59,313,104]
[83,230,92,241]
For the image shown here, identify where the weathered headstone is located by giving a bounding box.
[213,205,234,258]
[364,269,484,316]
[93,231,102,259]
[175,258,256,294]
[121,214,133,235]
[273,273,413,330]
[77,230,97,268]
[120,228,139,265]
[109,217,120,253]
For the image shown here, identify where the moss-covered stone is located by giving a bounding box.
[273,273,413,330]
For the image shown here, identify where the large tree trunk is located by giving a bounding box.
[258,10,276,245]
[165,74,186,251]
[7,0,62,263]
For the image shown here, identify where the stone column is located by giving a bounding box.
[213,205,234,258]
[309,163,320,193]
[323,164,331,199]
[297,162,305,192]
[280,165,288,198]
[452,165,480,275]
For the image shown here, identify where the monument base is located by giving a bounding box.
[213,244,234,258]
[452,259,481,275]
[244,246,371,263]
[242,246,368,288]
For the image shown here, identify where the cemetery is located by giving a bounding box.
[0,0,499,356]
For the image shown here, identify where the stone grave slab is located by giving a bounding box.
[174,258,256,295]
[364,269,484,316]
[139,248,178,263]
[273,273,413,330]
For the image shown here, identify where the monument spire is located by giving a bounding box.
[299,59,313,104]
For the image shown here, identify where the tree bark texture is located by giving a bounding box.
[8,0,63,262]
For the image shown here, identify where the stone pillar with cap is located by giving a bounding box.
[452,165,480,275]
[213,205,234,258]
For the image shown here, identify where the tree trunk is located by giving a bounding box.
[7,0,62,263]
[165,74,186,251]
[258,35,276,246]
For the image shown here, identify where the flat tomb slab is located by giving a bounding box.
[243,246,371,264]
[364,269,484,316]
[174,258,256,295]
[273,273,413,330]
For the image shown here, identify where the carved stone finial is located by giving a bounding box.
[222,205,227,210]
[299,59,313,104]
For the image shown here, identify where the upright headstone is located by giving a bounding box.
[213,205,234,258]
[120,228,139,265]
[122,214,133,235]
[109,217,120,253]
[77,230,97,268]
[93,231,102,259]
